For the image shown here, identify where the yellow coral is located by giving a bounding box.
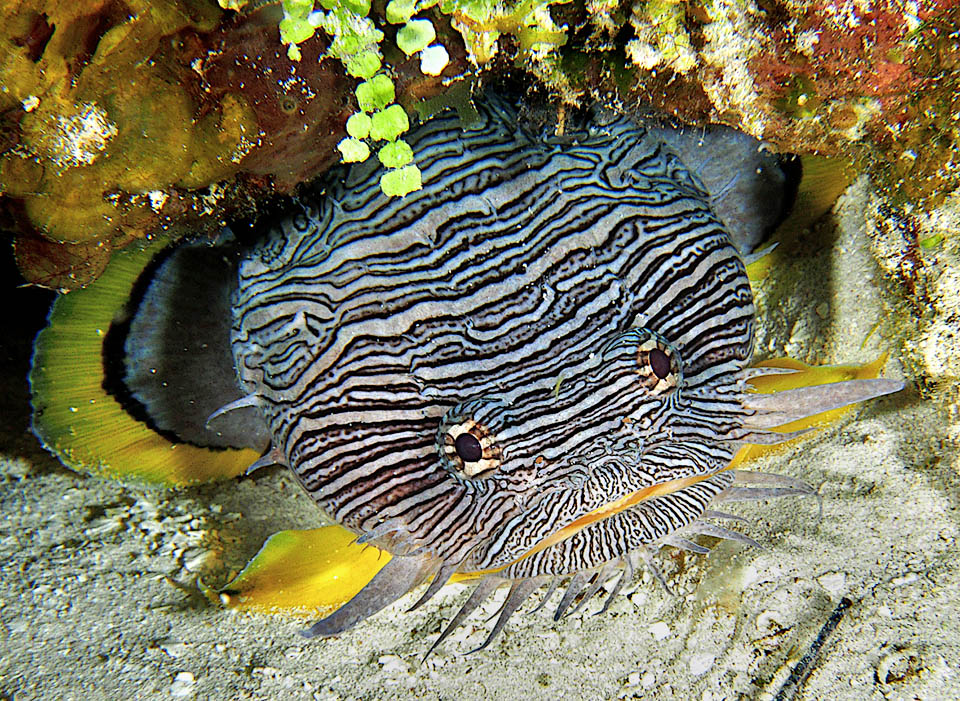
[0,1,257,250]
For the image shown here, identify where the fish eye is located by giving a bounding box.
[455,433,483,463]
[648,347,671,379]
[636,335,681,395]
[603,328,683,396]
[437,407,503,481]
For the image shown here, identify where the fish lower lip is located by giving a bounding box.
[507,472,725,567]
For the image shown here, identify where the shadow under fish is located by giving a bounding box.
[30,93,904,653]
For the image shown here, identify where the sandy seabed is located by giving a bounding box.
[1,178,958,700]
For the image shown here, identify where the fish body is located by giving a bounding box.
[30,94,903,648]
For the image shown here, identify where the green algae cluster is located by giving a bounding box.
[276,0,567,197]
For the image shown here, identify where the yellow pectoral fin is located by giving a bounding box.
[730,353,889,468]
[30,237,257,485]
[748,354,888,394]
[211,526,393,616]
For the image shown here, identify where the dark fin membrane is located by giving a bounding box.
[651,123,799,255]
[113,241,269,451]
[302,553,437,639]
[724,427,814,446]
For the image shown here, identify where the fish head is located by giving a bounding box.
[424,316,754,574]
[233,237,756,576]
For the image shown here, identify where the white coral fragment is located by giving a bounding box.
[44,102,118,171]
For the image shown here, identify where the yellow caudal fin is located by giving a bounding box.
[30,237,259,485]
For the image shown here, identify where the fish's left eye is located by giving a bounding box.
[603,327,683,396]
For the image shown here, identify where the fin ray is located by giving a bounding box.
[302,554,436,638]
[468,579,541,653]
[553,572,589,621]
[743,378,904,430]
[568,564,615,618]
[425,577,502,659]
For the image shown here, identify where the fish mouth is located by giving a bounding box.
[503,472,723,571]
[498,370,906,571]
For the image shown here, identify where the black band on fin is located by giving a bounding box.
[106,241,270,451]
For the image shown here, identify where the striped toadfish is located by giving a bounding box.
[31,93,903,652]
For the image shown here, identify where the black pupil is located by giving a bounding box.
[649,348,672,380]
[455,433,483,463]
